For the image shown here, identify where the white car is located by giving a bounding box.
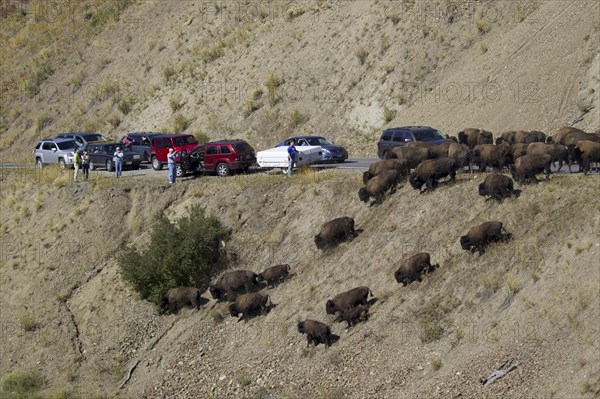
[256,146,322,168]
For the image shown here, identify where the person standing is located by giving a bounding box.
[81,150,90,180]
[73,149,82,182]
[167,147,178,184]
[113,147,124,178]
[287,139,297,177]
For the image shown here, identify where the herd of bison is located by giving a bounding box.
[158,126,599,348]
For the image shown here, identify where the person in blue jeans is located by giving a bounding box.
[287,139,297,177]
[113,147,124,178]
[167,148,179,184]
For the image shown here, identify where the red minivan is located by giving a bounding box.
[150,134,198,171]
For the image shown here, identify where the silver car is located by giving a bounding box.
[34,138,78,169]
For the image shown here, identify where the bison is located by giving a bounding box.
[546,127,584,144]
[314,216,357,249]
[209,270,259,301]
[325,286,373,315]
[478,174,521,201]
[460,221,512,256]
[527,142,570,172]
[567,140,600,174]
[297,320,332,347]
[448,143,473,173]
[384,146,431,170]
[363,159,407,184]
[473,144,511,172]
[228,292,271,320]
[337,304,369,328]
[511,154,552,183]
[405,141,443,158]
[408,157,457,192]
[514,130,546,144]
[257,264,291,288]
[394,252,439,286]
[458,128,493,148]
[509,143,530,164]
[496,131,516,145]
[358,169,400,206]
[159,286,203,314]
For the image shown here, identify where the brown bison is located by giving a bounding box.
[509,143,530,164]
[297,320,332,347]
[546,127,584,144]
[514,130,546,144]
[363,159,407,184]
[448,143,473,173]
[405,141,443,158]
[314,217,357,249]
[337,304,369,328]
[409,157,457,192]
[159,286,203,314]
[209,270,259,301]
[527,142,570,172]
[458,128,493,148]
[257,264,291,288]
[460,221,512,256]
[358,169,400,206]
[473,144,511,172]
[478,174,521,201]
[325,286,373,315]
[496,131,516,145]
[394,252,439,286]
[511,154,552,183]
[385,146,432,169]
[567,140,600,174]
[228,292,271,320]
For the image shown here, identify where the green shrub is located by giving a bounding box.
[193,132,210,144]
[173,114,190,132]
[0,371,45,396]
[118,206,226,304]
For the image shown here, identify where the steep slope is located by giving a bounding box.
[0,169,598,398]
[1,0,598,160]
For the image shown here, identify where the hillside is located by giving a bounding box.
[0,168,599,398]
[1,0,599,160]
[1,0,600,398]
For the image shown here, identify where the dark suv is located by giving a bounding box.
[120,132,163,162]
[192,139,256,177]
[86,142,142,172]
[54,132,109,149]
[149,134,199,171]
[377,126,452,159]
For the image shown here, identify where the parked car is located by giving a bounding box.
[120,132,163,163]
[377,126,452,159]
[185,139,256,177]
[149,134,199,171]
[34,138,78,169]
[86,142,142,172]
[275,135,348,163]
[54,132,109,149]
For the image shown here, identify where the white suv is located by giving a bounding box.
[34,138,78,169]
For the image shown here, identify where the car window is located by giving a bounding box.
[206,146,218,155]
[173,136,198,146]
[155,139,169,148]
[232,142,253,153]
[220,146,231,154]
[35,143,41,149]
[315,137,333,145]
[42,143,52,150]
[86,134,106,142]
[57,141,76,150]
[392,132,405,142]
[75,137,85,146]
[415,130,445,141]
[381,131,393,141]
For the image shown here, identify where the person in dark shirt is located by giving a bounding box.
[287,139,297,177]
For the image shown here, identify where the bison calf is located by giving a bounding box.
[228,292,271,320]
[460,221,512,256]
[394,253,439,286]
[325,286,373,315]
[297,320,332,347]
[257,264,291,288]
[314,216,357,249]
[478,174,520,201]
[159,286,203,314]
[209,270,259,301]
[337,305,370,328]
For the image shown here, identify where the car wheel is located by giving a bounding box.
[152,157,163,171]
[36,158,43,168]
[58,158,66,169]
[176,164,184,177]
[106,160,114,172]
[216,162,230,177]
[89,162,96,171]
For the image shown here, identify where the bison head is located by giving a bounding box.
[158,295,169,309]
[209,285,223,300]
[228,304,239,318]
[255,273,265,284]
[325,300,336,315]
[408,174,424,190]
[358,187,370,203]
[297,321,306,334]
[459,236,471,250]
[314,234,325,250]
[477,183,487,196]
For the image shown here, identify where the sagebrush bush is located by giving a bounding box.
[118,206,226,304]
[0,370,45,396]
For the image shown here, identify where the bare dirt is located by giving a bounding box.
[1,1,599,398]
